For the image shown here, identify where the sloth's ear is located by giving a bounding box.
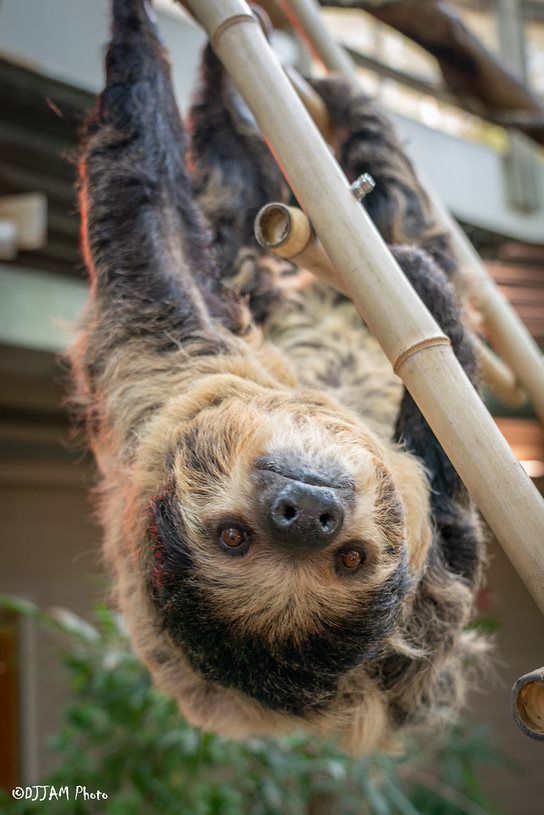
[386,448,433,577]
[147,487,192,599]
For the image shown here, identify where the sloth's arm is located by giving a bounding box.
[311,78,457,278]
[79,0,244,364]
[392,247,481,582]
[72,0,251,452]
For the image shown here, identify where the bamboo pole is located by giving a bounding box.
[281,0,544,426]
[476,340,527,410]
[213,7,528,409]
[273,81,527,409]
[285,67,334,143]
[253,0,334,140]
[185,0,544,612]
[512,667,544,740]
[255,202,527,409]
[281,0,359,81]
[430,190,544,420]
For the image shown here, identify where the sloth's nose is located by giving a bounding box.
[265,481,345,550]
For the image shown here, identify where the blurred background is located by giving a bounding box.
[0,0,543,812]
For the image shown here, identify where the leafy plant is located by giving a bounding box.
[0,596,508,815]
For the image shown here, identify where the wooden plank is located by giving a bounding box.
[488,261,544,286]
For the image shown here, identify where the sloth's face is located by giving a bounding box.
[148,389,426,716]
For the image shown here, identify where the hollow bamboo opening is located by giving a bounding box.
[254,202,312,254]
[513,668,544,740]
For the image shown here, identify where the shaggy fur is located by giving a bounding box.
[70,0,485,756]
[311,77,458,278]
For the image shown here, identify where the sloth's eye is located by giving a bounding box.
[219,524,252,556]
[336,545,366,575]
[221,527,245,547]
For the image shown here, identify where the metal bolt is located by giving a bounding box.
[350,173,375,202]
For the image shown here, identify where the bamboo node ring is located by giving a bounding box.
[350,173,375,202]
[393,336,451,375]
[211,14,258,50]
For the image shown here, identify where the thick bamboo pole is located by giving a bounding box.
[255,202,527,409]
[185,0,544,614]
[202,4,527,410]
[281,0,544,426]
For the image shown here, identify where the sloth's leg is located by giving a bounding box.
[392,247,481,581]
[311,78,457,278]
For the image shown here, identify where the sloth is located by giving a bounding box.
[69,0,485,755]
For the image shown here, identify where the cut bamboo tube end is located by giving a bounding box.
[255,203,312,256]
[512,667,544,740]
[255,202,343,291]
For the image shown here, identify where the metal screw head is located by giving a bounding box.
[350,173,375,202]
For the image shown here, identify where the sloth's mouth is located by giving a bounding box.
[255,456,355,492]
